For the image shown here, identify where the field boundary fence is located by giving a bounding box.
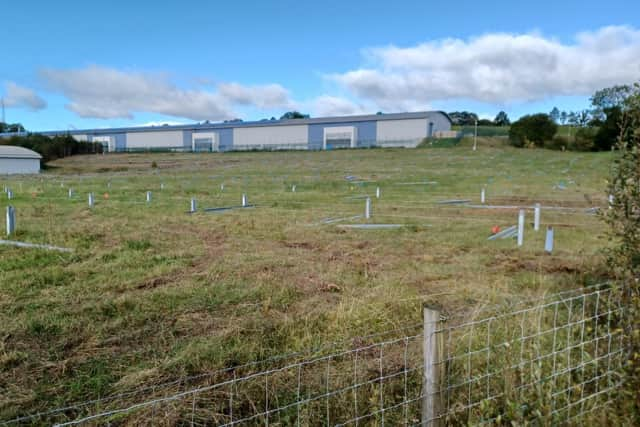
[2,283,627,426]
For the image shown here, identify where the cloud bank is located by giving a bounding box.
[39,65,294,121]
[22,25,640,121]
[331,25,640,110]
[3,82,47,111]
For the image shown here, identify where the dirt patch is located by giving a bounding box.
[489,252,581,274]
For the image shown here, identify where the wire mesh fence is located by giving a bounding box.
[1,284,627,426]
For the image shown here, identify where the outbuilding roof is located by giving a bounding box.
[0,146,43,159]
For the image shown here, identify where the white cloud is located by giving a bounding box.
[218,82,294,109]
[309,95,369,117]
[39,65,295,121]
[3,82,47,111]
[331,25,640,108]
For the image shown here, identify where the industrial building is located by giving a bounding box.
[38,111,453,152]
[0,146,42,174]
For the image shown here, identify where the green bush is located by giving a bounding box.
[570,127,597,151]
[509,114,557,148]
[544,135,570,151]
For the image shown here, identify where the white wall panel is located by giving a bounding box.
[233,125,307,147]
[126,130,183,148]
[376,119,427,142]
[0,158,40,174]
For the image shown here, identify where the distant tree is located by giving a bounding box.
[567,111,578,126]
[224,118,243,123]
[0,122,25,133]
[494,111,510,126]
[576,110,592,127]
[549,107,560,123]
[1,134,103,164]
[280,111,310,120]
[508,114,558,148]
[448,111,479,126]
[590,84,633,112]
[559,111,568,125]
[593,106,630,151]
[474,119,491,126]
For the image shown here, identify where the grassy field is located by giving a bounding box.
[0,137,617,422]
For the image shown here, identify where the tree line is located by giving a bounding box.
[508,85,634,151]
[0,131,103,165]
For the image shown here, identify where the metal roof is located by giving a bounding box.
[37,111,452,136]
[0,146,42,159]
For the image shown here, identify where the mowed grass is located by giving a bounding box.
[0,138,614,420]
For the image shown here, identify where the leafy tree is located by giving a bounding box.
[447,111,479,126]
[223,118,243,123]
[567,111,578,126]
[280,111,310,120]
[0,134,103,164]
[494,111,510,126]
[0,122,25,133]
[477,119,494,126]
[591,84,633,112]
[576,110,592,127]
[559,111,568,125]
[549,107,560,123]
[594,106,623,151]
[508,114,558,148]
[602,83,640,413]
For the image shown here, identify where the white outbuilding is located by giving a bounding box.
[0,146,42,174]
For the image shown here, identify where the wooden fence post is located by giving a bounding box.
[423,305,443,427]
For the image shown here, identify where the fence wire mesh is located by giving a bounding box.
[1,284,626,426]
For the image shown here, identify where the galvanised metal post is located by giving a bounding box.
[146,191,152,203]
[88,193,94,208]
[534,203,541,231]
[365,197,371,219]
[545,227,554,253]
[190,198,197,213]
[242,194,247,207]
[376,186,381,199]
[517,209,525,246]
[6,206,15,236]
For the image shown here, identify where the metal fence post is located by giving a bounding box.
[365,197,371,219]
[534,203,541,231]
[146,191,152,203]
[376,186,381,199]
[423,305,443,427]
[480,187,485,204]
[7,189,12,200]
[292,185,296,192]
[517,209,525,246]
[190,198,197,213]
[88,193,94,208]
[242,194,247,207]
[6,206,15,236]
[545,226,554,253]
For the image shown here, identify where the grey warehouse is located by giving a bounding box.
[36,111,454,152]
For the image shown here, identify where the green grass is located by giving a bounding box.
[0,137,618,422]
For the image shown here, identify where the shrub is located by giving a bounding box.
[545,135,570,151]
[509,114,557,148]
[570,127,597,151]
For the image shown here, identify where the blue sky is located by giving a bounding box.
[1,0,639,131]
